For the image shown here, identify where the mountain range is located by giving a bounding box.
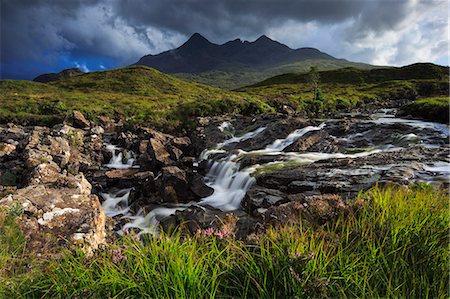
[134,33,374,88]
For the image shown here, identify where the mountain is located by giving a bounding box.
[135,33,374,89]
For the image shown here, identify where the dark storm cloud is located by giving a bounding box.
[0,0,447,79]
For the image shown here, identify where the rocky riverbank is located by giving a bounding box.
[1,108,448,255]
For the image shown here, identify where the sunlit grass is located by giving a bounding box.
[1,185,447,298]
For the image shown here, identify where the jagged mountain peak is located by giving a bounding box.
[135,33,338,76]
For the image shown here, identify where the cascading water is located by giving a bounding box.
[100,189,131,217]
[199,155,256,211]
[100,144,138,226]
[100,111,449,236]
[104,144,136,169]
[265,123,326,151]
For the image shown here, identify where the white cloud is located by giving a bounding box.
[74,61,90,72]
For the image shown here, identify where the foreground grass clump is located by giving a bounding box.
[401,97,449,123]
[0,185,448,298]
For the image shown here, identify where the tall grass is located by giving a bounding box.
[1,185,448,298]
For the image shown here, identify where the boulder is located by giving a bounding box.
[242,186,288,214]
[70,110,90,128]
[190,175,214,198]
[148,138,172,165]
[0,143,16,157]
[157,166,194,202]
[0,177,105,256]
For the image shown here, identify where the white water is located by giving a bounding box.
[104,144,136,169]
[218,126,266,148]
[101,112,449,236]
[370,110,449,137]
[101,189,131,217]
[265,123,326,151]
[199,157,256,211]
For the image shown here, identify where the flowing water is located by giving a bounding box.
[100,109,449,235]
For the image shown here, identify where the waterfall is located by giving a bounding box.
[104,144,136,169]
[265,123,326,151]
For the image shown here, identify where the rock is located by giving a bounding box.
[0,178,105,256]
[190,175,214,198]
[157,166,193,202]
[26,162,61,185]
[105,169,139,179]
[160,204,226,234]
[242,186,288,214]
[284,130,327,152]
[0,143,16,157]
[171,137,191,150]
[70,111,90,128]
[148,138,172,166]
[288,181,317,193]
[235,215,263,240]
[167,145,183,161]
[90,126,105,135]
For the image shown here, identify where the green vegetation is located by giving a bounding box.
[0,66,271,130]
[239,63,448,116]
[175,59,375,89]
[0,63,448,128]
[1,185,447,298]
[401,97,449,123]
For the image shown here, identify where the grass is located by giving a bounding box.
[1,63,448,129]
[401,97,450,123]
[0,66,272,131]
[0,185,448,298]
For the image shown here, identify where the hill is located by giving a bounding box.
[134,33,374,89]
[0,66,269,129]
[249,63,449,87]
[239,63,449,116]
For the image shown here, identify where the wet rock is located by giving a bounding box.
[284,130,328,152]
[157,166,193,202]
[190,175,214,198]
[160,204,226,234]
[288,181,317,193]
[242,186,288,214]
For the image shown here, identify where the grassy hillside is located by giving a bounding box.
[175,59,375,89]
[0,66,270,130]
[1,185,448,298]
[239,63,449,117]
[250,63,448,86]
[1,63,447,128]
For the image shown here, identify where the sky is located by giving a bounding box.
[1,0,448,79]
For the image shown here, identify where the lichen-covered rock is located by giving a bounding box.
[0,176,105,256]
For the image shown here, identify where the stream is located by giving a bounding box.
[100,109,449,236]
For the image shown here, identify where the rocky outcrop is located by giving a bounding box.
[0,123,108,256]
[0,172,105,256]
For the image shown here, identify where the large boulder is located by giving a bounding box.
[0,175,105,256]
